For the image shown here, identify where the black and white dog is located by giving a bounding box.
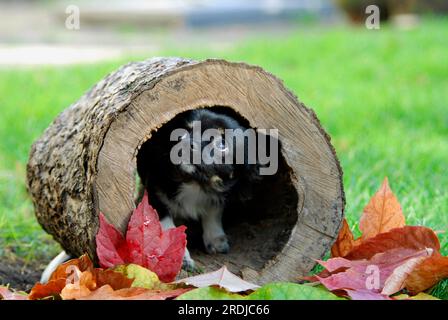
[138,108,260,270]
[41,109,260,282]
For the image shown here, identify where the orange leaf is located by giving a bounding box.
[95,269,134,290]
[62,284,190,300]
[405,255,448,294]
[29,279,67,300]
[331,219,355,258]
[30,254,133,300]
[48,254,93,282]
[345,226,440,260]
[359,177,405,240]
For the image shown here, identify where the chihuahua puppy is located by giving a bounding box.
[138,108,260,270]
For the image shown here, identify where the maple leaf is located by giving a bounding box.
[404,255,448,294]
[176,266,260,293]
[96,192,187,282]
[331,219,355,258]
[359,177,405,240]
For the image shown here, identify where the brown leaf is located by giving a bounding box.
[405,255,448,294]
[359,177,405,240]
[48,254,93,282]
[30,255,92,300]
[381,254,429,295]
[30,255,133,300]
[95,269,134,290]
[63,284,190,300]
[29,279,67,300]
[345,226,440,260]
[331,219,355,258]
[176,266,259,292]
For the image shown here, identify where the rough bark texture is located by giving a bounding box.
[26,57,345,284]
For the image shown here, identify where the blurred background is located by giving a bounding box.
[0,0,447,65]
[0,0,447,296]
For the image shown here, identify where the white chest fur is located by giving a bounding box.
[158,182,222,221]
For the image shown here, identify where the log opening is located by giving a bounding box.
[135,106,300,275]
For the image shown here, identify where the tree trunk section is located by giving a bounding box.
[26,58,345,284]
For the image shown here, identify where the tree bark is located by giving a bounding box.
[26,57,345,284]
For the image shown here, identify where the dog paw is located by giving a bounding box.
[182,250,196,272]
[204,234,230,254]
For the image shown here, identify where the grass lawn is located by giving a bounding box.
[0,18,447,286]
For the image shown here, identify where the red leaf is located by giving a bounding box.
[96,192,187,282]
[315,248,433,297]
[96,213,128,268]
[345,226,440,260]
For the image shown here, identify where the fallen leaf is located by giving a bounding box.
[176,266,259,293]
[96,192,187,282]
[176,283,344,300]
[30,255,133,300]
[404,255,448,294]
[247,283,343,300]
[359,177,405,241]
[66,284,190,300]
[315,248,432,296]
[94,269,134,290]
[394,292,440,300]
[0,286,28,300]
[382,254,429,295]
[345,226,440,260]
[114,264,170,290]
[176,286,244,300]
[331,219,355,258]
[59,266,97,300]
[29,279,67,300]
[96,213,128,268]
[345,289,392,300]
[48,254,93,282]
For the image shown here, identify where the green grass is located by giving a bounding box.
[0,18,447,285]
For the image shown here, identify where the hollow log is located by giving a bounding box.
[26,57,345,284]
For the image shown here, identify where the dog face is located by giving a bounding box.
[173,109,259,194]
